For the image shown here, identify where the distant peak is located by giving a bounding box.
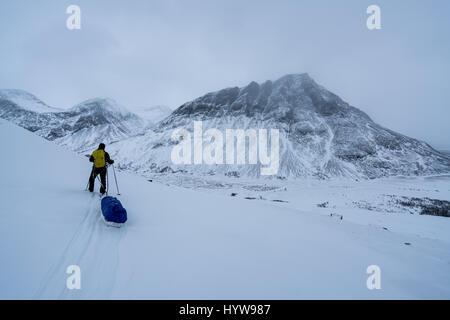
[275,73,314,84]
[72,97,131,116]
[0,89,59,113]
[0,89,41,101]
[79,97,117,105]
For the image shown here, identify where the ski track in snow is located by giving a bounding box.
[35,193,126,299]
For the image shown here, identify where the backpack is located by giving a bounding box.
[92,149,106,168]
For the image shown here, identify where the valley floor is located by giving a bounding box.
[0,119,449,299]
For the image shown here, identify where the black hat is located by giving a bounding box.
[99,143,106,150]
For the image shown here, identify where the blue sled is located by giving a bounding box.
[101,196,127,227]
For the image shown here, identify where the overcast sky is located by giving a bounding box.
[0,0,449,149]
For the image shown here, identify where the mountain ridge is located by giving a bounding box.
[0,94,146,153]
[1,74,449,179]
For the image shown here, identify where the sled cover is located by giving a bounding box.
[101,196,127,224]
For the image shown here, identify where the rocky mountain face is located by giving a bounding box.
[107,74,450,179]
[0,91,146,153]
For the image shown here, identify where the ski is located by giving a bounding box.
[101,214,125,228]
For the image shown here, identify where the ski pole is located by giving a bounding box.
[112,164,121,195]
[106,165,109,196]
[85,165,95,190]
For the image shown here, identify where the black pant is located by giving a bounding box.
[89,167,107,194]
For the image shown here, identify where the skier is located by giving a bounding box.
[88,143,114,195]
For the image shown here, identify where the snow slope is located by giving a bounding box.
[0,118,449,299]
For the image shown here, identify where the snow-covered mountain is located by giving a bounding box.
[0,92,146,153]
[0,89,61,113]
[2,74,449,179]
[107,73,450,179]
[50,98,146,152]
